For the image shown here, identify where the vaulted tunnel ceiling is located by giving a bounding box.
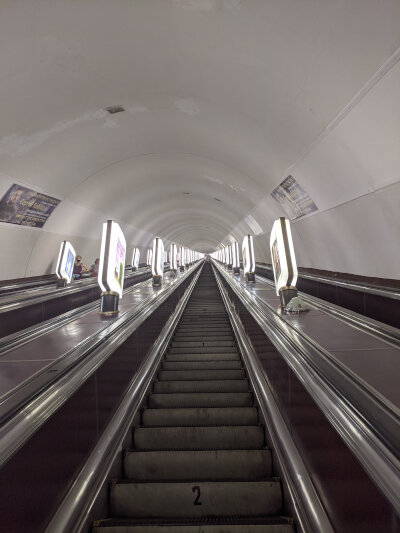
[1,0,400,278]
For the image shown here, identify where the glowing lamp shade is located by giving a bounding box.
[132,248,140,269]
[232,241,240,269]
[55,241,76,283]
[147,249,153,267]
[151,237,164,278]
[98,220,126,299]
[179,246,186,267]
[170,243,178,270]
[270,217,298,296]
[227,245,233,265]
[242,235,255,275]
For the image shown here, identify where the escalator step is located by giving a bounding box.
[169,346,238,354]
[123,449,272,481]
[165,353,240,362]
[172,341,236,348]
[162,361,242,370]
[109,480,282,518]
[142,407,259,426]
[173,335,234,342]
[148,392,253,408]
[153,380,249,393]
[93,520,294,533]
[133,425,264,450]
[158,369,245,380]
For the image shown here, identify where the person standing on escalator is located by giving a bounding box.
[73,255,89,279]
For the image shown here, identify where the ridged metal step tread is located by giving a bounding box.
[133,425,265,450]
[153,380,249,393]
[169,347,238,354]
[93,520,294,533]
[165,353,240,362]
[172,341,236,348]
[179,320,230,325]
[110,480,282,518]
[148,392,253,408]
[124,449,272,481]
[173,336,234,341]
[93,516,294,533]
[142,407,258,426]
[158,369,245,381]
[176,320,232,333]
[162,361,242,370]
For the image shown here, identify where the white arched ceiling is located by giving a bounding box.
[0,0,399,278]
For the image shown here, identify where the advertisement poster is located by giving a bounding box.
[114,238,125,289]
[65,249,75,280]
[271,238,281,282]
[271,175,318,220]
[0,184,60,228]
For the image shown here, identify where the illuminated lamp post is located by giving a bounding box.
[170,243,178,272]
[179,246,186,272]
[242,235,255,283]
[232,241,240,275]
[132,247,140,271]
[152,237,164,287]
[55,241,76,288]
[270,217,307,312]
[146,248,153,267]
[227,244,233,270]
[98,220,126,315]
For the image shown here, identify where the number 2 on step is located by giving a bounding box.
[192,485,202,505]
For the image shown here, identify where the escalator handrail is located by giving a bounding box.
[214,266,334,533]
[0,263,201,469]
[213,260,400,516]
[44,265,203,533]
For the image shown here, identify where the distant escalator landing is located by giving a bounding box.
[93,263,294,533]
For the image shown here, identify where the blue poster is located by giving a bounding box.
[0,184,60,228]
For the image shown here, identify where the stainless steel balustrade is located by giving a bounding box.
[214,268,334,533]
[44,265,203,533]
[213,259,400,516]
[255,263,400,301]
[255,273,400,349]
[0,274,157,356]
[0,266,152,312]
[0,263,202,469]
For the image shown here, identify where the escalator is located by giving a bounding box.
[93,264,294,532]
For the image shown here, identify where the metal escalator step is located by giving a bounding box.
[158,369,245,381]
[179,324,229,328]
[165,353,240,362]
[93,520,295,533]
[110,480,282,518]
[173,335,234,342]
[148,392,253,408]
[169,347,238,354]
[124,449,271,481]
[142,407,259,426]
[179,320,229,324]
[153,380,249,393]
[133,425,265,450]
[162,361,242,370]
[172,341,236,348]
[176,330,232,335]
